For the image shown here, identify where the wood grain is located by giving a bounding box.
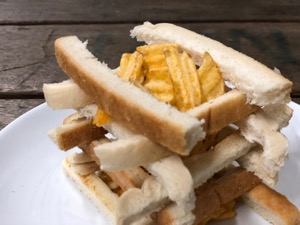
[0,99,44,130]
[1,0,300,24]
[0,23,299,97]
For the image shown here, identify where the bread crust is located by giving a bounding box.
[49,119,107,151]
[243,184,300,225]
[131,22,292,106]
[188,90,258,134]
[55,36,204,155]
[155,168,261,225]
[81,141,150,190]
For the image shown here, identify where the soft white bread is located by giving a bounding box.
[62,155,118,224]
[184,132,255,187]
[117,176,169,225]
[243,184,300,225]
[115,132,257,225]
[43,79,93,109]
[82,141,151,191]
[144,155,195,212]
[45,80,257,136]
[63,154,156,225]
[55,36,204,155]
[116,155,196,225]
[93,135,171,171]
[188,89,258,134]
[238,146,278,187]
[156,167,261,225]
[131,22,292,106]
[238,104,293,186]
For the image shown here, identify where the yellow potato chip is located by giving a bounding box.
[181,51,202,106]
[118,51,144,83]
[117,45,225,113]
[136,44,177,103]
[136,43,179,56]
[164,46,195,111]
[143,54,168,70]
[93,109,110,127]
[143,68,174,103]
[118,53,131,77]
[197,52,225,102]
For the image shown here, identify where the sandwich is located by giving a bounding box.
[43,22,299,225]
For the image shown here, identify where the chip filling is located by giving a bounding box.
[93,44,225,126]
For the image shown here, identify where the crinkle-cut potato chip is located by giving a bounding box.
[96,45,225,126]
[137,44,178,104]
[197,52,225,102]
[180,51,202,106]
[118,51,144,83]
[143,55,168,70]
[164,46,196,111]
[93,108,110,127]
[136,43,179,56]
[119,53,131,77]
[143,69,174,103]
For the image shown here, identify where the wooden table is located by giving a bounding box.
[1,0,299,130]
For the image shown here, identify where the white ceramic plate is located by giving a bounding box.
[0,103,299,225]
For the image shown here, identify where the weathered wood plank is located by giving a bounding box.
[0,23,299,97]
[0,0,300,24]
[0,99,44,130]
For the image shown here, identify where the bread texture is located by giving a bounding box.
[131,22,292,106]
[63,155,155,225]
[62,156,118,224]
[55,36,204,155]
[48,118,107,151]
[43,79,94,109]
[156,167,261,225]
[188,89,258,134]
[184,132,255,187]
[93,135,171,171]
[243,184,300,225]
[237,104,293,187]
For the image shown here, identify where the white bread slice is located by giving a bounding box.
[81,140,151,191]
[144,155,195,212]
[52,82,257,136]
[93,135,171,171]
[131,22,292,106]
[237,104,293,186]
[156,167,262,225]
[55,36,204,155]
[242,184,300,225]
[69,151,94,164]
[184,132,255,187]
[116,155,196,225]
[263,104,293,128]
[188,89,258,134]
[238,109,288,174]
[116,132,255,225]
[89,125,235,173]
[238,146,278,187]
[116,176,169,225]
[62,156,118,224]
[63,155,155,225]
[43,79,93,109]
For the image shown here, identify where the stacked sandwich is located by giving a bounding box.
[43,22,300,225]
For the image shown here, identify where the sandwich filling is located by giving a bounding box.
[93,43,225,126]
